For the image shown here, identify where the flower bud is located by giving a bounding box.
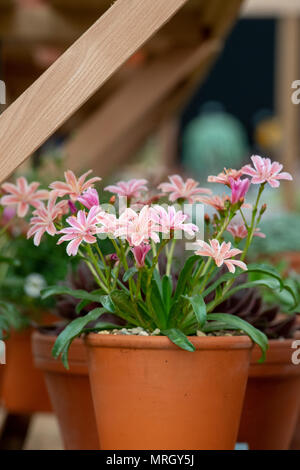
[68,200,77,214]
[260,203,267,215]
[106,253,119,267]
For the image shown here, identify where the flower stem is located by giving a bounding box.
[85,244,109,293]
[166,238,176,276]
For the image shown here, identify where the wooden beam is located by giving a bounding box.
[0,0,189,182]
[242,0,300,17]
[65,40,220,172]
[276,18,300,210]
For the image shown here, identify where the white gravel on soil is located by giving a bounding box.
[98,327,161,336]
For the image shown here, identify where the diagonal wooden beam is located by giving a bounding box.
[65,39,221,172]
[0,0,189,182]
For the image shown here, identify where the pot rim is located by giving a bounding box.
[85,332,252,350]
[32,330,88,374]
[249,338,300,376]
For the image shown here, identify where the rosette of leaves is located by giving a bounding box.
[207,274,299,339]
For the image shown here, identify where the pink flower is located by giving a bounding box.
[1,177,49,217]
[242,155,293,188]
[227,222,265,240]
[68,200,77,214]
[158,175,211,203]
[77,188,100,209]
[194,239,247,273]
[196,195,230,212]
[97,212,118,235]
[115,206,160,246]
[152,205,198,237]
[57,206,101,256]
[27,194,66,246]
[197,194,251,211]
[208,168,243,186]
[108,253,119,263]
[229,177,250,204]
[105,179,148,199]
[132,244,151,268]
[50,170,101,201]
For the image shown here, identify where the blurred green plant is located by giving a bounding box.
[182,106,249,181]
[0,234,77,315]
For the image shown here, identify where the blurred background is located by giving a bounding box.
[0,0,300,450]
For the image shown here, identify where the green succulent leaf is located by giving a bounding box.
[99,294,116,313]
[52,307,108,368]
[202,272,237,298]
[162,328,195,352]
[174,255,200,302]
[150,279,167,329]
[123,267,138,283]
[183,294,207,328]
[41,286,104,303]
[109,290,140,324]
[207,313,268,362]
[247,263,285,288]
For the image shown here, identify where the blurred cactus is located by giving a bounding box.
[182,103,249,180]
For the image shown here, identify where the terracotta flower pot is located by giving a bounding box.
[32,331,99,450]
[85,334,252,450]
[238,339,300,450]
[0,329,52,413]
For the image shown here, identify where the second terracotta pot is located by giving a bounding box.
[86,334,252,450]
[238,339,300,450]
[32,332,99,450]
[0,329,52,413]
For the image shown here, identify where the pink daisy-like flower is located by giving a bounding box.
[241,155,293,188]
[57,206,101,256]
[1,177,49,217]
[77,188,100,209]
[196,195,230,212]
[152,205,198,237]
[27,194,66,246]
[227,222,265,240]
[50,170,101,201]
[229,177,250,204]
[208,168,243,186]
[194,239,247,273]
[158,175,211,203]
[115,206,160,246]
[132,244,151,268]
[197,194,251,211]
[104,179,148,199]
[97,212,118,236]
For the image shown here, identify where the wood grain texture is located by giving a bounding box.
[0,0,189,182]
[65,40,220,172]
